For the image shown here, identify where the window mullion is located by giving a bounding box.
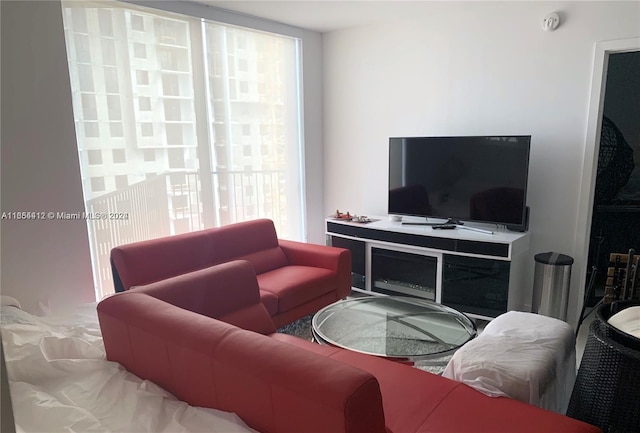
[189,18,216,229]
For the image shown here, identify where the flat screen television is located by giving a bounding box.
[388,136,531,227]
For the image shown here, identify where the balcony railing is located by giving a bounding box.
[212,170,288,234]
[85,169,288,299]
[85,171,202,298]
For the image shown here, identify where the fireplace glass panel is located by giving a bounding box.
[442,254,510,317]
[371,247,437,301]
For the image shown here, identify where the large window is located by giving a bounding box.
[62,1,304,299]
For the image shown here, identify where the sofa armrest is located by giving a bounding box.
[279,240,352,298]
[214,329,387,433]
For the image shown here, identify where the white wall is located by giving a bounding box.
[1,0,95,315]
[300,30,326,245]
[322,1,640,324]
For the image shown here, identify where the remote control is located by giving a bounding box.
[433,224,456,230]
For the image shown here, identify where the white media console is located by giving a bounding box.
[325,216,531,320]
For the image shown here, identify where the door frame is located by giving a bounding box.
[573,38,640,324]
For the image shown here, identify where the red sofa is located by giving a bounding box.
[98,260,601,433]
[110,218,351,327]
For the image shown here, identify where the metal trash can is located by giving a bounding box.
[533,252,574,320]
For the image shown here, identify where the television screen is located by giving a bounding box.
[388,136,531,226]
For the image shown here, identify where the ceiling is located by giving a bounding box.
[195,1,434,33]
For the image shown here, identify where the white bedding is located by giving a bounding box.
[442,311,576,414]
[1,300,257,433]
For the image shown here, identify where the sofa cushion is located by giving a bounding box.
[259,289,279,316]
[418,384,602,433]
[209,219,289,273]
[234,247,290,275]
[258,266,337,313]
[111,230,215,290]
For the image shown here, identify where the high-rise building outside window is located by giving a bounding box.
[62,0,304,300]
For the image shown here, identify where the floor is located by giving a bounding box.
[575,308,597,366]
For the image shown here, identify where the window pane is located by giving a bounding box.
[165,124,183,145]
[205,22,303,238]
[84,122,99,137]
[136,70,149,85]
[90,177,105,192]
[162,74,180,96]
[109,122,123,137]
[81,94,97,120]
[131,14,144,31]
[141,122,153,136]
[158,47,188,71]
[101,39,117,66]
[163,99,181,121]
[107,95,121,120]
[75,34,91,63]
[112,148,126,163]
[139,96,151,111]
[168,148,185,168]
[115,174,128,189]
[104,67,119,93]
[71,8,88,33]
[98,9,113,37]
[155,18,188,46]
[87,150,103,165]
[62,0,302,302]
[133,43,147,59]
[77,64,94,92]
[143,148,156,161]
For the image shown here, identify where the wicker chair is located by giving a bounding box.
[567,301,640,433]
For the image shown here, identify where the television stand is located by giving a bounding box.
[325,216,531,320]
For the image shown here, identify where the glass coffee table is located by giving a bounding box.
[312,296,477,362]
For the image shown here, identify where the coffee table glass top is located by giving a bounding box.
[312,296,477,360]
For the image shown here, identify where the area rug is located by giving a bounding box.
[277,314,451,375]
[277,314,314,341]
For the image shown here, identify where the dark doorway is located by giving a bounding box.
[586,51,640,305]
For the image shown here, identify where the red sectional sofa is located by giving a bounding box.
[110,218,351,327]
[98,260,601,433]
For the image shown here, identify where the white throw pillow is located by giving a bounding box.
[607,306,640,339]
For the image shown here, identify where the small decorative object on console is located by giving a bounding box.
[333,209,352,220]
[332,210,375,224]
[351,215,371,223]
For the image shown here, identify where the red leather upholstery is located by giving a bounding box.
[98,290,386,433]
[133,260,276,335]
[98,262,602,433]
[110,219,351,327]
[110,229,215,291]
